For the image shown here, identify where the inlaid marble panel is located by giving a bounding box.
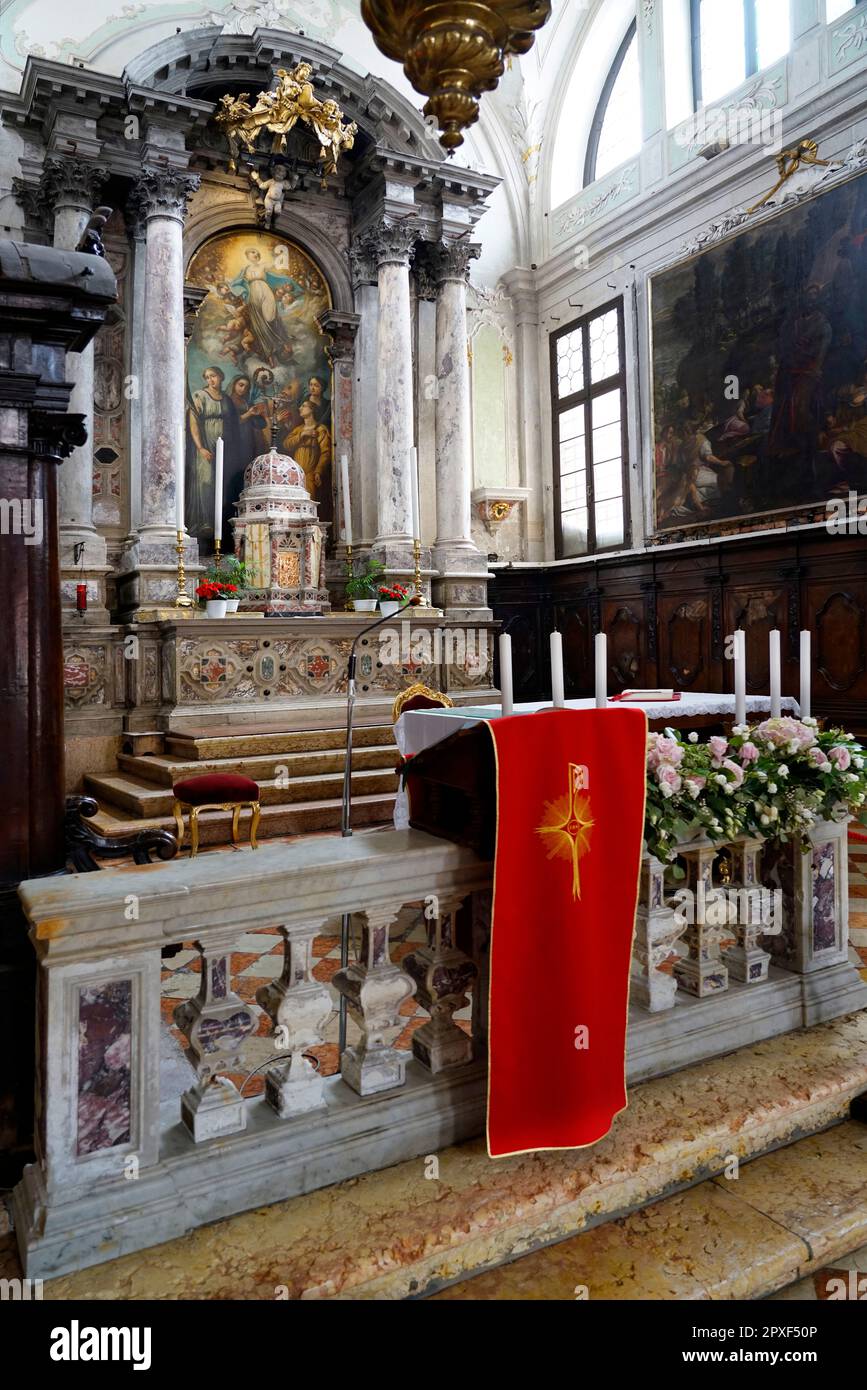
[76,979,133,1156]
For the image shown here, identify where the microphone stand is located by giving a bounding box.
[338,603,412,1054]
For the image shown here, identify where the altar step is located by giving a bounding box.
[21,1011,867,1300]
[85,722,399,840]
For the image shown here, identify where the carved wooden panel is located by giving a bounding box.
[811,588,866,693]
[604,602,643,691]
[727,590,786,693]
[661,598,707,689]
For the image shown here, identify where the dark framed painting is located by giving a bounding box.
[649,167,867,536]
[185,229,333,552]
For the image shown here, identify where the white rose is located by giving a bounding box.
[688,731,698,743]
[768,783,778,794]
[778,765,789,778]
[760,814,770,824]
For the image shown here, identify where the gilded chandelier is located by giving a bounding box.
[360,1,552,152]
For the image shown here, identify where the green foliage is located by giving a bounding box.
[345,557,386,601]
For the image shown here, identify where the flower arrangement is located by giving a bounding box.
[644,716,867,871]
[195,580,237,602]
[378,583,410,604]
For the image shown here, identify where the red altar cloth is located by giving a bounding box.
[485,708,647,1157]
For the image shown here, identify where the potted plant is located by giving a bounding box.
[196,579,228,619]
[205,556,247,612]
[345,557,385,613]
[378,582,410,618]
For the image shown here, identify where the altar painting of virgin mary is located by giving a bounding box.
[185,230,333,550]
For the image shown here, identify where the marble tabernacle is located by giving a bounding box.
[231,447,330,614]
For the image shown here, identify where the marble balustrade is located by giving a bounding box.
[12,819,865,1279]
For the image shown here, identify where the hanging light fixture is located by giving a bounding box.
[360,1,552,152]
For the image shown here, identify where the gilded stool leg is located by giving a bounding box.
[249,801,261,850]
[231,804,241,846]
[173,800,185,849]
[190,807,200,858]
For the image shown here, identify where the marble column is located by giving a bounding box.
[348,234,380,548]
[117,169,199,617]
[502,267,543,561]
[372,220,418,577]
[429,240,490,618]
[40,157,110,620]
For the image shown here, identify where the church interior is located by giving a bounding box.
[2,0,867,1324]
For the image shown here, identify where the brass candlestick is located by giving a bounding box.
[413,536,430,607]
[175,529,194,607]
[214,538,222,567]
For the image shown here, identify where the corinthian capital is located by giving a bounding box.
[40,157,108,213]
[128,169,200,225]
[428,239,481,285]
[364,218,421,270]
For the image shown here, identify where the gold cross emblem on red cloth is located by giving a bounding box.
[536,763,594,900]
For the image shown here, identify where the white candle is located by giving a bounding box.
[799,630,811,720]
[176,424,185,533]
[551,631,565,708]
[594,632,607,708]
[769,629,781,717]
[340,453,353,546]
[214,436,224,543]
[409,445,420,540]
[499,633,514,717]
[734,629,746,728]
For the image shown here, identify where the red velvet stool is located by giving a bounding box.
[172,773,261,856]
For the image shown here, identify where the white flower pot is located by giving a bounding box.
[225,598,240,613]
[205,599,228,619]
[379,601,401,618]
[353,598,377,612]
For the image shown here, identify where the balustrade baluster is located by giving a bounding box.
[632,854,687,1012]
[673,840,729,998]
[256,922,332,1116]
[722,836,772,984]
[173,936,256,1140]
[333,906,416,1095]
[403,896,477,1072]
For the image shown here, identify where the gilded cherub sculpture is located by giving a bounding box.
[212,62,357,181]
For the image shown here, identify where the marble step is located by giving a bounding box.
[165,723,395,760]
[25,1012,867,1300]
[117,743,399,787]
[85,766,399,818]
[84,790,395,844]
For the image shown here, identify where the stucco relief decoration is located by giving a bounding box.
[555,164,638,239]
[835,11,867,65]
[468,282,514,365]
[509,91,544,205]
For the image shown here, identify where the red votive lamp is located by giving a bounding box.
[76,583,87,615]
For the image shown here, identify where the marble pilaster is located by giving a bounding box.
[427,240,490,618]
[502,268,544,562]
[319,308,360,600]
[349,235,380,549]
[41,158,111,621]
[117,170,200,616]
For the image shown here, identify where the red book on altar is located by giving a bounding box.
[406,707,648,1158]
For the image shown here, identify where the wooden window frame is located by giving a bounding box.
[583,19,638,189]
[550,298,631,560]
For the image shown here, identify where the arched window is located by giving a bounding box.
[690,0,790,108]
[583,20,641,188]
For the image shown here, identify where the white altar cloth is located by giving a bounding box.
[392,693,800,829]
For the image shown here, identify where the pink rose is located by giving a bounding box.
[829,745,851,771]
[709,736,729,766]
[739,741,759,764]
[722,758,745,787]
[657,764,682,794]
[684,775,706,799]
[647,733,683,770]
[808,746,831,770]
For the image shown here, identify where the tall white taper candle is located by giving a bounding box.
[734,629,746,728]
[799,630,811,720]
[340,453,352,546]
[769,629,782,717]
[499,633,514,717]
[551,631,565,708]
[176,424,185,533]
[409,445,420,540]
[595,632,607,708]
[213,436,224,544]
